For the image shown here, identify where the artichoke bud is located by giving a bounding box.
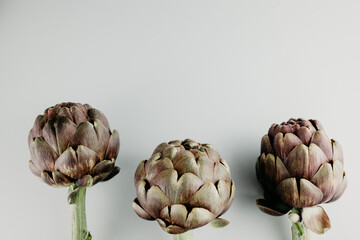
[133,139,235,234]
[256,118,347,234]
[28,102,120,188]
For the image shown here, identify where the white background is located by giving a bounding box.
[0,0,359,239]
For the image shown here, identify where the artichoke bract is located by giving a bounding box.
[133,139,235,236]
[28,102,120,188]
[256,118,347,239]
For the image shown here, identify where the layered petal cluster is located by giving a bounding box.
[28,102,120,187]
[133,139,235,234]
[256,118,347,233]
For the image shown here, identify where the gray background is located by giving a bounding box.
[0,0,359,239]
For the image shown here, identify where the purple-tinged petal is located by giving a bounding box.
[176,173,204,203]
[41,121,58,154]
[76,174,94,187]
[311,163,334,202]
[53,171,72,186]
[132,198,154,220]
[310,119,325,131]
[145,185,172,218]
[310,130,332,160]
[284,144,309,179]
[40,171,56,186]
[296,126,314,145]
[54,116,77,154]
[68,121,97,153]
[329,173,347,202]
[299,179,323,207]
[261,135,273,154]
[87,108,110,129]
[93,119,111,159]
[153,142,169,154]
[105,130,120,160]
[331,140,344,163]
[184,207,214,229]
[30,137,57,172]
[57,107,73,121]
[276,178,299,207]
[90,159,114,178]
[275,156,290,185]
[308,143,328,179]
[69,105,88,125]
[156,218,186,234]
[256,199,292,216]
[31,115,45,138]
[302,206,331,234]
[29,160,40,178]
[273,133,302,160]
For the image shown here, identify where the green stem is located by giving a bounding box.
[291,221,309,240]
[69,186,91,240]
[173,231,193,240]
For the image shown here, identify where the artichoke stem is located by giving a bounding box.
[291,221,309,240]
[70,186,91,240]
[173,231,193,240]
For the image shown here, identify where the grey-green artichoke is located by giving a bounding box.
[132,139,235,234]
[28,102,120,188]
[256,118,347,235]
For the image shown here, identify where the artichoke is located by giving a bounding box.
[256,118,347,237]
[28,102,120,240]
[28,102,120,187]
[132,139,235,236]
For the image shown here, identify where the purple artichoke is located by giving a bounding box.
[132,139,235,235]
[256,118,347,236]
[28,102,120,188]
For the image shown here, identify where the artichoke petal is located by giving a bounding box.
[220,180,235,215]
[31,115,45,138]
[151,169,178,202]
[209,218,229,228]
[256,198,292,216]
[102,166,120,182]
[173,153,199,178]
[30,137,57,172]
[132,198,154,220]
[187,183,221,215]
[54,116,77,154]
[87,108,110,129]
[146,157,174,182]
[205,148,220,163]
[41,121,58,154]
[197,155,214,182]
[275,156,290,185]
[184,207,214,229]
[260,135,273,154]
[170,204,188,226]
[68,121,98,154]
[69,105,88,125]
[105,129,120,160]
[329,173,347,202]
[261,153,276,192]
[296,126,314,145]
[310,130,332,160]
[308,143,328,179]
[156,218,186,234]
[176,173,204,203]
[29,160,41,178]
[134,160,146,184]
[145,185,172,218]
[76,174,94,187]
[93,119,111,159]
[55,146,98,179]
[273,132,302,160]
[153,142,169,154]
[90,159,114,178]
[40,171,56,186]
[302,206,331,234]
[284,144,309,179]
[311,163,334,202]
[57,107,73,121]
[276,178,299,207]
[214,160,231,182]
[299,178,323,207]
[331,140,344,163]
[53,171,72,186]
